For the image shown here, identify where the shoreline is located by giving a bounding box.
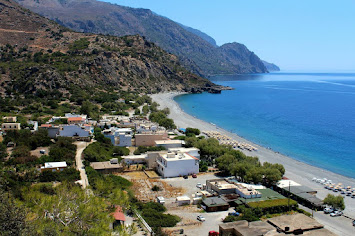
[150,92,355,220]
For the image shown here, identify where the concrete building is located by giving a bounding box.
[67,117,84,125]
[41,162,67,172]
[168,147,200,159]
[135,132,168,146]
[206,179,262,199]
[90,159,124,174]
[155,140,184,149]
[176,196,191,206]
[1,123,21,132]
[3,116,17,122]
[156,151,199,178]
[103,128,132,147]
[201,197,229,212]
[219,213,336,236]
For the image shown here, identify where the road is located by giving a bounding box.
[299,205,355,236]
[74,141,91,189]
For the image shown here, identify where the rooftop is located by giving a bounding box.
[240,188,286,204]
[90,161,123,170]
[161,152,197,161]
[68,117,83,121]
[155,140,184,145]
[42,162,67,169]
[111,206,125,222]
[202,196,229,207]
[267,213,323,233]
[220,220,275,236]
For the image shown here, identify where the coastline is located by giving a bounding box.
[150,92,355,220]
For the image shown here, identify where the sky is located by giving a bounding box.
[103,0,355,71]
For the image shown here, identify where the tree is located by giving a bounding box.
[0,143,7,161]
[324,194,345,210]
[185,128,201,136]
[0,190,31,235]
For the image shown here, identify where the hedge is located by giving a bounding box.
[247,198,298,214]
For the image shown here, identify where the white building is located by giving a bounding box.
[41,162,67,172]
[168,147,200,159]
[156,152,199,178]
[103,128,132,147]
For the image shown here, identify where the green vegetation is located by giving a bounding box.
[247,199,298,214]
[4,129,52,150]
[149,110,176,130]
[39,168,80,182]
[136,202,180,228]
[151,185,161,191]
[134,146,166,155]
[185,136,285,185]
[185,127,200,136]
[324,194,345,210]
[47,137,76,165]
[83,141,129,163]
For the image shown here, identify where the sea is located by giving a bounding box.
[174,72,355,178]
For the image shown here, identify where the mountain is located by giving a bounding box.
[178,24,218,48]
[262,60,281,71]
[15,0,268,76]
[0,0,225,99]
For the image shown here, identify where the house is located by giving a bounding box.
[201,197,229,212]
[176,196,191,206]
[41,162,67,172]
[135,132,168,146]
[111,206,126,229]
[168,147,200,159]
[40,125,60,139]
[58,125,90,141]
[156,151,199,178]
[67,117,84,125]
[103,128,132,147]
[1,123,21,132]
[206,179,262,199]
[155,140,184,149]
[3,116,17,122]
[90,159,124,174]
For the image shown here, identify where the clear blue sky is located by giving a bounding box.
[103,0,355,71]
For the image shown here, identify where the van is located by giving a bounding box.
[157,196,165,205]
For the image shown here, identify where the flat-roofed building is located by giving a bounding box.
[207,179,262,198]
[155,140,184,149]
[3,116,17,122]
[103,127,132,147]
[201,196,229,212]
[41,162,67,172]
[156,151,199,178]
[168,147,200,159]
[1,123,21,132]
[67,117,84,125]
[135,132,168,147]
[90,160,123,174]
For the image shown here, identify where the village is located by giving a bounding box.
[0,107,352,236]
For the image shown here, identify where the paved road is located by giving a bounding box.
[74,141,91,189]
[299,205,355,236]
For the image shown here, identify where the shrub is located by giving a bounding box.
[247,199,298,214]
[151,185,161,191]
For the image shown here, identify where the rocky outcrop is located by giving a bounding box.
[262,60,280,71]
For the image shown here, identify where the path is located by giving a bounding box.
[74,141,92,189]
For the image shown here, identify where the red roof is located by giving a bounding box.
[68,117,83,122]
[41,124,52,128]
[112,206,125,221]
[186,152,199,160]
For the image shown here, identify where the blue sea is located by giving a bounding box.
[175,72,355,178]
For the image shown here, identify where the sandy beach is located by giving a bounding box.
[151,92,355,221]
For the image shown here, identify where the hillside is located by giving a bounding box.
[15,0,268,76]
[262,60,281,71]
[0,0,226,101]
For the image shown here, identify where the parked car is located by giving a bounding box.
[197,215,205,222]
[192,174,197,178]
[330,211,343,217]
[40,149,46,154]
[323,208,334,214]
[196,183,203,189]
[209,231,219,236]
[156,196,165,205]
[183,175,188,179]
[352,220,355,227]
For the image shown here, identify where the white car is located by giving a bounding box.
[324,208,334,214]
[330,211,343,217]
[197,215,206,221]
[196,183,203,189]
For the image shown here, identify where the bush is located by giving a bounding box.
[185,128,200,136]
[247,199,298,214]
[151,185,161,191]
[134,146,166,155]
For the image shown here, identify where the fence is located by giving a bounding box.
[133,209,155,236]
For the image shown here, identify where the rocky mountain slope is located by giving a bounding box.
[15,0,268,76]
[262,60,281,71]
[0,0,226,98]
